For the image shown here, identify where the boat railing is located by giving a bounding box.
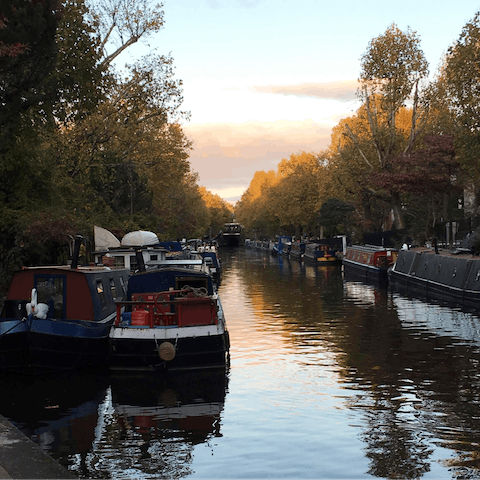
[115,288,219,328]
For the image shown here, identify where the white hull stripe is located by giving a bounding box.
[110,323,226,340]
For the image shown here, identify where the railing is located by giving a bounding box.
[115,288,218,328]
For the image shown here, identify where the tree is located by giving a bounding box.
[318,198,355,238]
[342,23,430,229]
[441,10,480,185]
[88,0,165,67]
[235,170,279,238]
[0,0,62,143]
[270,152,327,237]
[199,188,233,239]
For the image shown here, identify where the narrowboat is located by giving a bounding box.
[342,245,397,285]
[289,241,306,259]
[92,227,168,271]
[217,223,245,247]
[389,247,480,310]
[195,244,222,286]
[109,262,229,372]
[272,236,292,256]
[304,243,338,264]
[0,261,129,374]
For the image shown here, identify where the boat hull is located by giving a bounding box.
[342,258,389,285]
[109,326,230,372]
[0,317,113,374]
[389,248,480,310]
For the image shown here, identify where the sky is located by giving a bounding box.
[114,0,479,204]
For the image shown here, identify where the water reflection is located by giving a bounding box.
[342,279,480,478]
[1,249,480,478]
[0,369,227,479]
[236,249,480,478]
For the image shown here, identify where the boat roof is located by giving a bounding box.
[347,245,397,253]
[20,265,126,273]
[146,259,204,266]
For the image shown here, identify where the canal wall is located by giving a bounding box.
[0,413,74,479]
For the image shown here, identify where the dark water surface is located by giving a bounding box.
[2,247,480,479]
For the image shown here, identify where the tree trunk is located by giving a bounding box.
[391,191,405,230]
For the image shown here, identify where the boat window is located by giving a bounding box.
[113,256,125,268]
[150,254,158,261]
[130,255,138,270]
[96,280,106,309]
[176,276,209,292]
[35,276,64,318]
[110,278,117,300]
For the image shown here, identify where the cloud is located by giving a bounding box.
[185,119,333,202]
[209,186,248,205]
[250,80,358,101]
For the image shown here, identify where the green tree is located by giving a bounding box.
[318,198,355,238]
[440,9,480,196]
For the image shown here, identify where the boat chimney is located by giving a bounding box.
[71,235,84,269]
[135,249,146,272]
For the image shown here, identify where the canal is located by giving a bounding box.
[1,246,480,478]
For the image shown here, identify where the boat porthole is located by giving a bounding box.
[452,268,457,277]
[158,342,176,362]
[437,265,441,274]
[476,270,480,281]
[424,262,428,270]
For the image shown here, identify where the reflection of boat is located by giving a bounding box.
[93,370,228,478]
[0,369,227,479]
[0,372,110,459]
[0,238,129,374]
[217,223,245,247]
[343,281,386,307]
[109,263,229,372]
[110,370,227,436]
[389,247,480,310]
[392,293,480,346]
[342,245,397,285]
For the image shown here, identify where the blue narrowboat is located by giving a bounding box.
[0,263,129,374]
[109,261,229,372]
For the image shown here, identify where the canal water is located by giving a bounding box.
[1,247,480,479]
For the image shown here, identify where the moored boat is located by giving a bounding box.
[304,242,340,265]
[92,226,168,271]
[272,236,292,256]
[0,261,129,374]
[217,223,245,247]
[342,245,397,285]
[289,241,306,259]
[109,263,229,372]
[389,247,480,310]
[195,244,222,285]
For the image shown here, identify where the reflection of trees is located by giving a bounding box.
[229,249,480,478]
[362,406,432,478]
